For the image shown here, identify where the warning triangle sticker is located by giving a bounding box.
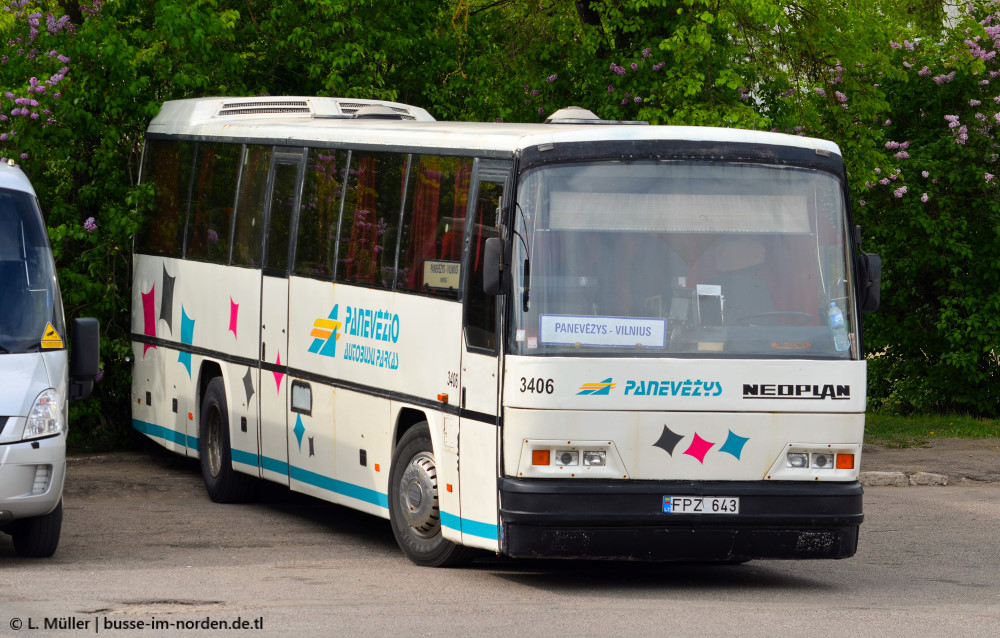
[41,323,64,349]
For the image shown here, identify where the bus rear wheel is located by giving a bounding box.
[389,423,474,567]
[200,377,256,503]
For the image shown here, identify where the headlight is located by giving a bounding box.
[22,389,64,440]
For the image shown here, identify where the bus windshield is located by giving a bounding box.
[0,187,65,354]
[508,160,855,359]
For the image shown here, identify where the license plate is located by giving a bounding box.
[663,496,739,514]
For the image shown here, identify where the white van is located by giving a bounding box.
[0,161,99,557]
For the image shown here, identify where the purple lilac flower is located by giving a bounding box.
[642,48,651,58]
[630,62,638,71]
[607,84,614,94]
[883,119,892,126]
[922,171,930,178]
[83,217,97,232]
[945,114,960,128]
[875,167,882,174]
[208,229,219,243]
[546,74,557,83]
[918,66,931,76]
[893,186,907,198]
[895,151,910,159]
[835,91,847,103]
[987,173,996,183]
[859,200,866,206]
[921,193,929,202]
[814,87,827,97]
[879,178,890,185]
[970,99,982,106]
[933,71,956,85]
[652,62,665,71]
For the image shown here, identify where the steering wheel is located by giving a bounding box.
[735,311,814,327]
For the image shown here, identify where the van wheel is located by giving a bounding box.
[11,500,62,558]
[389,423,475,567]
[200,377,256,503]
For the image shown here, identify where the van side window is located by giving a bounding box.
[397,155,473,299]
[135,139,194,257]
[336,152,408,288]
[294,149,348,280]
[231,145,272,268]
[185,143,241,264]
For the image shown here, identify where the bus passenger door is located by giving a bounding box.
[259,149,306,484]
[457,165,508,551]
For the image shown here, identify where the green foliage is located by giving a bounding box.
[855,5,1000,415]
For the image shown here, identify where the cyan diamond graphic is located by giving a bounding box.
[177,307,194,378]
[719,430,750,460]
[293,414,305,451]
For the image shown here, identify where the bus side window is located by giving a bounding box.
[464,180,503,351]
[336,152,407,289]
[397,155,473,299]
[231,145,272,268]
[135,139,194,258]
[294,149,348,280]
[185,143,240,264]
[263,160,301,273]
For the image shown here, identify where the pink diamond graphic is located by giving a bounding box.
[683,433,715,464]
[229,297,239,338]
[273,350,285,392]
[141,285,157,355]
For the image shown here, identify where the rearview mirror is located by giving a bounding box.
[857,252,882,313]
[69,317,100,402]
[483,237,506,295]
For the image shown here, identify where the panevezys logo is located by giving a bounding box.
[577,378,616,395]
[742,383,851,400]
[308,305,342,358]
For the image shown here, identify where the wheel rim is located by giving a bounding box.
[205,406,223,478]
[397,451,440,538]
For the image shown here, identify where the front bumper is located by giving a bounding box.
[0,434,66,528]
[499,478,862,561]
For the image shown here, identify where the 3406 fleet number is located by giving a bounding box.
[519,377,554,394]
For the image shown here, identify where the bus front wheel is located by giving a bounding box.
[200,377,256,503]
[389,423,474,567]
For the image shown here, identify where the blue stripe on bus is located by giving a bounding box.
[230,447,259,467]
[133,427,496,540]
[132,419,198,449]
[289,465,389,509]
[441,511,499,541]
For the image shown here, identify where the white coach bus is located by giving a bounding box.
[131,97,881,566]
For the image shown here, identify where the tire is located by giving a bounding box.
[389,423,475,567]
[200,377,257,503]
[11,499,62,558]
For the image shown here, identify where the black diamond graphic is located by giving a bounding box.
[653,425,684,456]
[308,436,315,458]
[160,265,175,333]
[242,367,255,404]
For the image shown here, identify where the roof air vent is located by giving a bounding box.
[352,105,406,120]
[545,106,600,123]
[217,99,312,117]
[545,106,648,125]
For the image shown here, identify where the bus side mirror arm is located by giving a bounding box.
[69,317,100,402]
[483,237,507,296]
